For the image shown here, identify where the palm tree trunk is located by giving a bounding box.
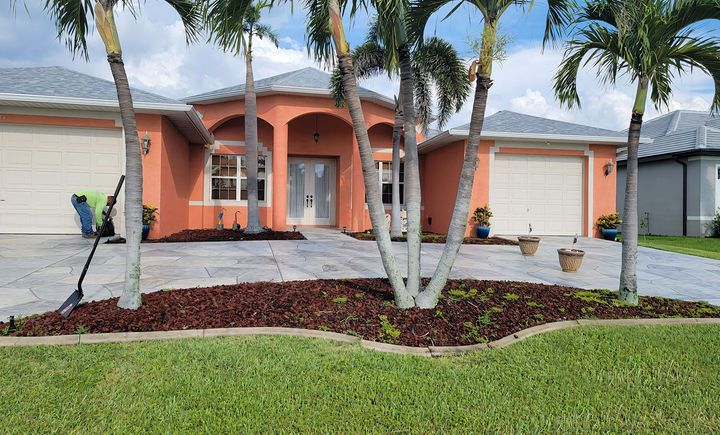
[398,45,422,297]
[390,103,403,238]
[619,79,648,305]
[245,36,262,233]
[416,21,496,309]
[328,0,413,308]
[94,2,142,309]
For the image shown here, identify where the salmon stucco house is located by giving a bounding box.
[0,66,628,239]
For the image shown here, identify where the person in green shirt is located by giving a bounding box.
[70,190,114,238]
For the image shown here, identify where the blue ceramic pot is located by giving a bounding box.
[142,223,150,240]
[601,228,618,241]
[476,226,491,239]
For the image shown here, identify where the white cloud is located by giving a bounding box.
[510,89,573,121]
[0,6,715,131]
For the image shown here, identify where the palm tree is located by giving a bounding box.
[408,0,574,308]
[554,0,720,304]
[203,0,279,233]
[330,31,470,240]
[37,0,202,309]
[300,0,415,306]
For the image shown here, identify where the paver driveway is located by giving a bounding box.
[1,229,719,320]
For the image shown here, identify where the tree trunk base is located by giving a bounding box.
[619,287,639,305]
[244,225,264,234]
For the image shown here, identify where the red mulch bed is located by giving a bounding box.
[3,279,718,347]
[348,232,518,245]
[152,229,306,243]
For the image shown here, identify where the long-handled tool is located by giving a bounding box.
[57,175,125,318]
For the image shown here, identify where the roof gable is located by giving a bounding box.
[182,67,393,107]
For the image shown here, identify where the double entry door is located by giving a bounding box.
[287,157,336,226]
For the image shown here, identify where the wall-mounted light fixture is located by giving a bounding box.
[604,160,614,176]
[313,115,320,143]
[141,132,152,155]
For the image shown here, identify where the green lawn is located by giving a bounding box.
[2,325,720,433]
[638,235,720,260]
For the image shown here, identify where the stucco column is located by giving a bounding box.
[272,122,288,230]
[351,135,365,231]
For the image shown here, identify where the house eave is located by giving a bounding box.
[0,93,213,144]
[418,129,640,154]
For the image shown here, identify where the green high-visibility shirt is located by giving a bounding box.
[75,190,107,226]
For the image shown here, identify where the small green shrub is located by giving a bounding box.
[378,315,401,342]
[471,205,493,227]
[448,287,478,301]
[526,301,544,308]
[332,297,348,304]
[503,293,519,301]
[708,209,720,237]
[74,325,89,335]
[572,290,614,305]
[318,325,330,332]
[596,212,622,230]
[142,204,158,225]
[354,292,364,299]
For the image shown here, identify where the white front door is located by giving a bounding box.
[287,157,336,225]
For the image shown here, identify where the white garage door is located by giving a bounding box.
[491,154,583,236]
[0,124,124,234]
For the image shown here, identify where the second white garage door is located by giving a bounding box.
[0,124,124,234]
[491,153,583,236]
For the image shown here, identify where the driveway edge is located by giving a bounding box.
[2,318,719,355]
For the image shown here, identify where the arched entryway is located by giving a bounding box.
[285,113,354,228]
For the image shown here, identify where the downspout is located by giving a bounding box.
[673,156,687,236]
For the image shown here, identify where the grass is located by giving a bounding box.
[2,325,720,433]
[638,235,720,260]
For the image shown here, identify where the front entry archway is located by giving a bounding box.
[286,157,337,226]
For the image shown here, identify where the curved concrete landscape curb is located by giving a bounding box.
[1,318,719,356]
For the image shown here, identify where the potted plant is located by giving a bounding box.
[142,205,158,240]
[518,223,540,255]
[471,205,492,239]
[558,235,585,272]
[596,213,621,241]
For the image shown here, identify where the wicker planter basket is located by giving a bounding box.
[518,236,541,256]
[557,248,585,272]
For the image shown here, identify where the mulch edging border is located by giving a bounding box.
[3,318,718,357]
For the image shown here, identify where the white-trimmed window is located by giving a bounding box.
[376,161,404,205]
[211,154,266,201]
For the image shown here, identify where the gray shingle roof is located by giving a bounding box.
[183,67,393,106]
[453,110,624,138]
[619,110,720,160]
[0,66,182,105]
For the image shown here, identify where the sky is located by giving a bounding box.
[0,1,716,131]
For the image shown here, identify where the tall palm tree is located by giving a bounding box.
[203,0,279,233]
[330,31,470,239]
[409,0,574,308]
[554,0,720,304]
[300,0,416,306]
[36,0,202,309]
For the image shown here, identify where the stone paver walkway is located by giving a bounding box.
[1,228,719,320]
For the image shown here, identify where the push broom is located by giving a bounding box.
[57,175,125,318]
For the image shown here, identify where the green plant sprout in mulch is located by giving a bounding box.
[2,279,719,347]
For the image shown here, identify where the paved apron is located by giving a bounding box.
[1,229,718,320]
